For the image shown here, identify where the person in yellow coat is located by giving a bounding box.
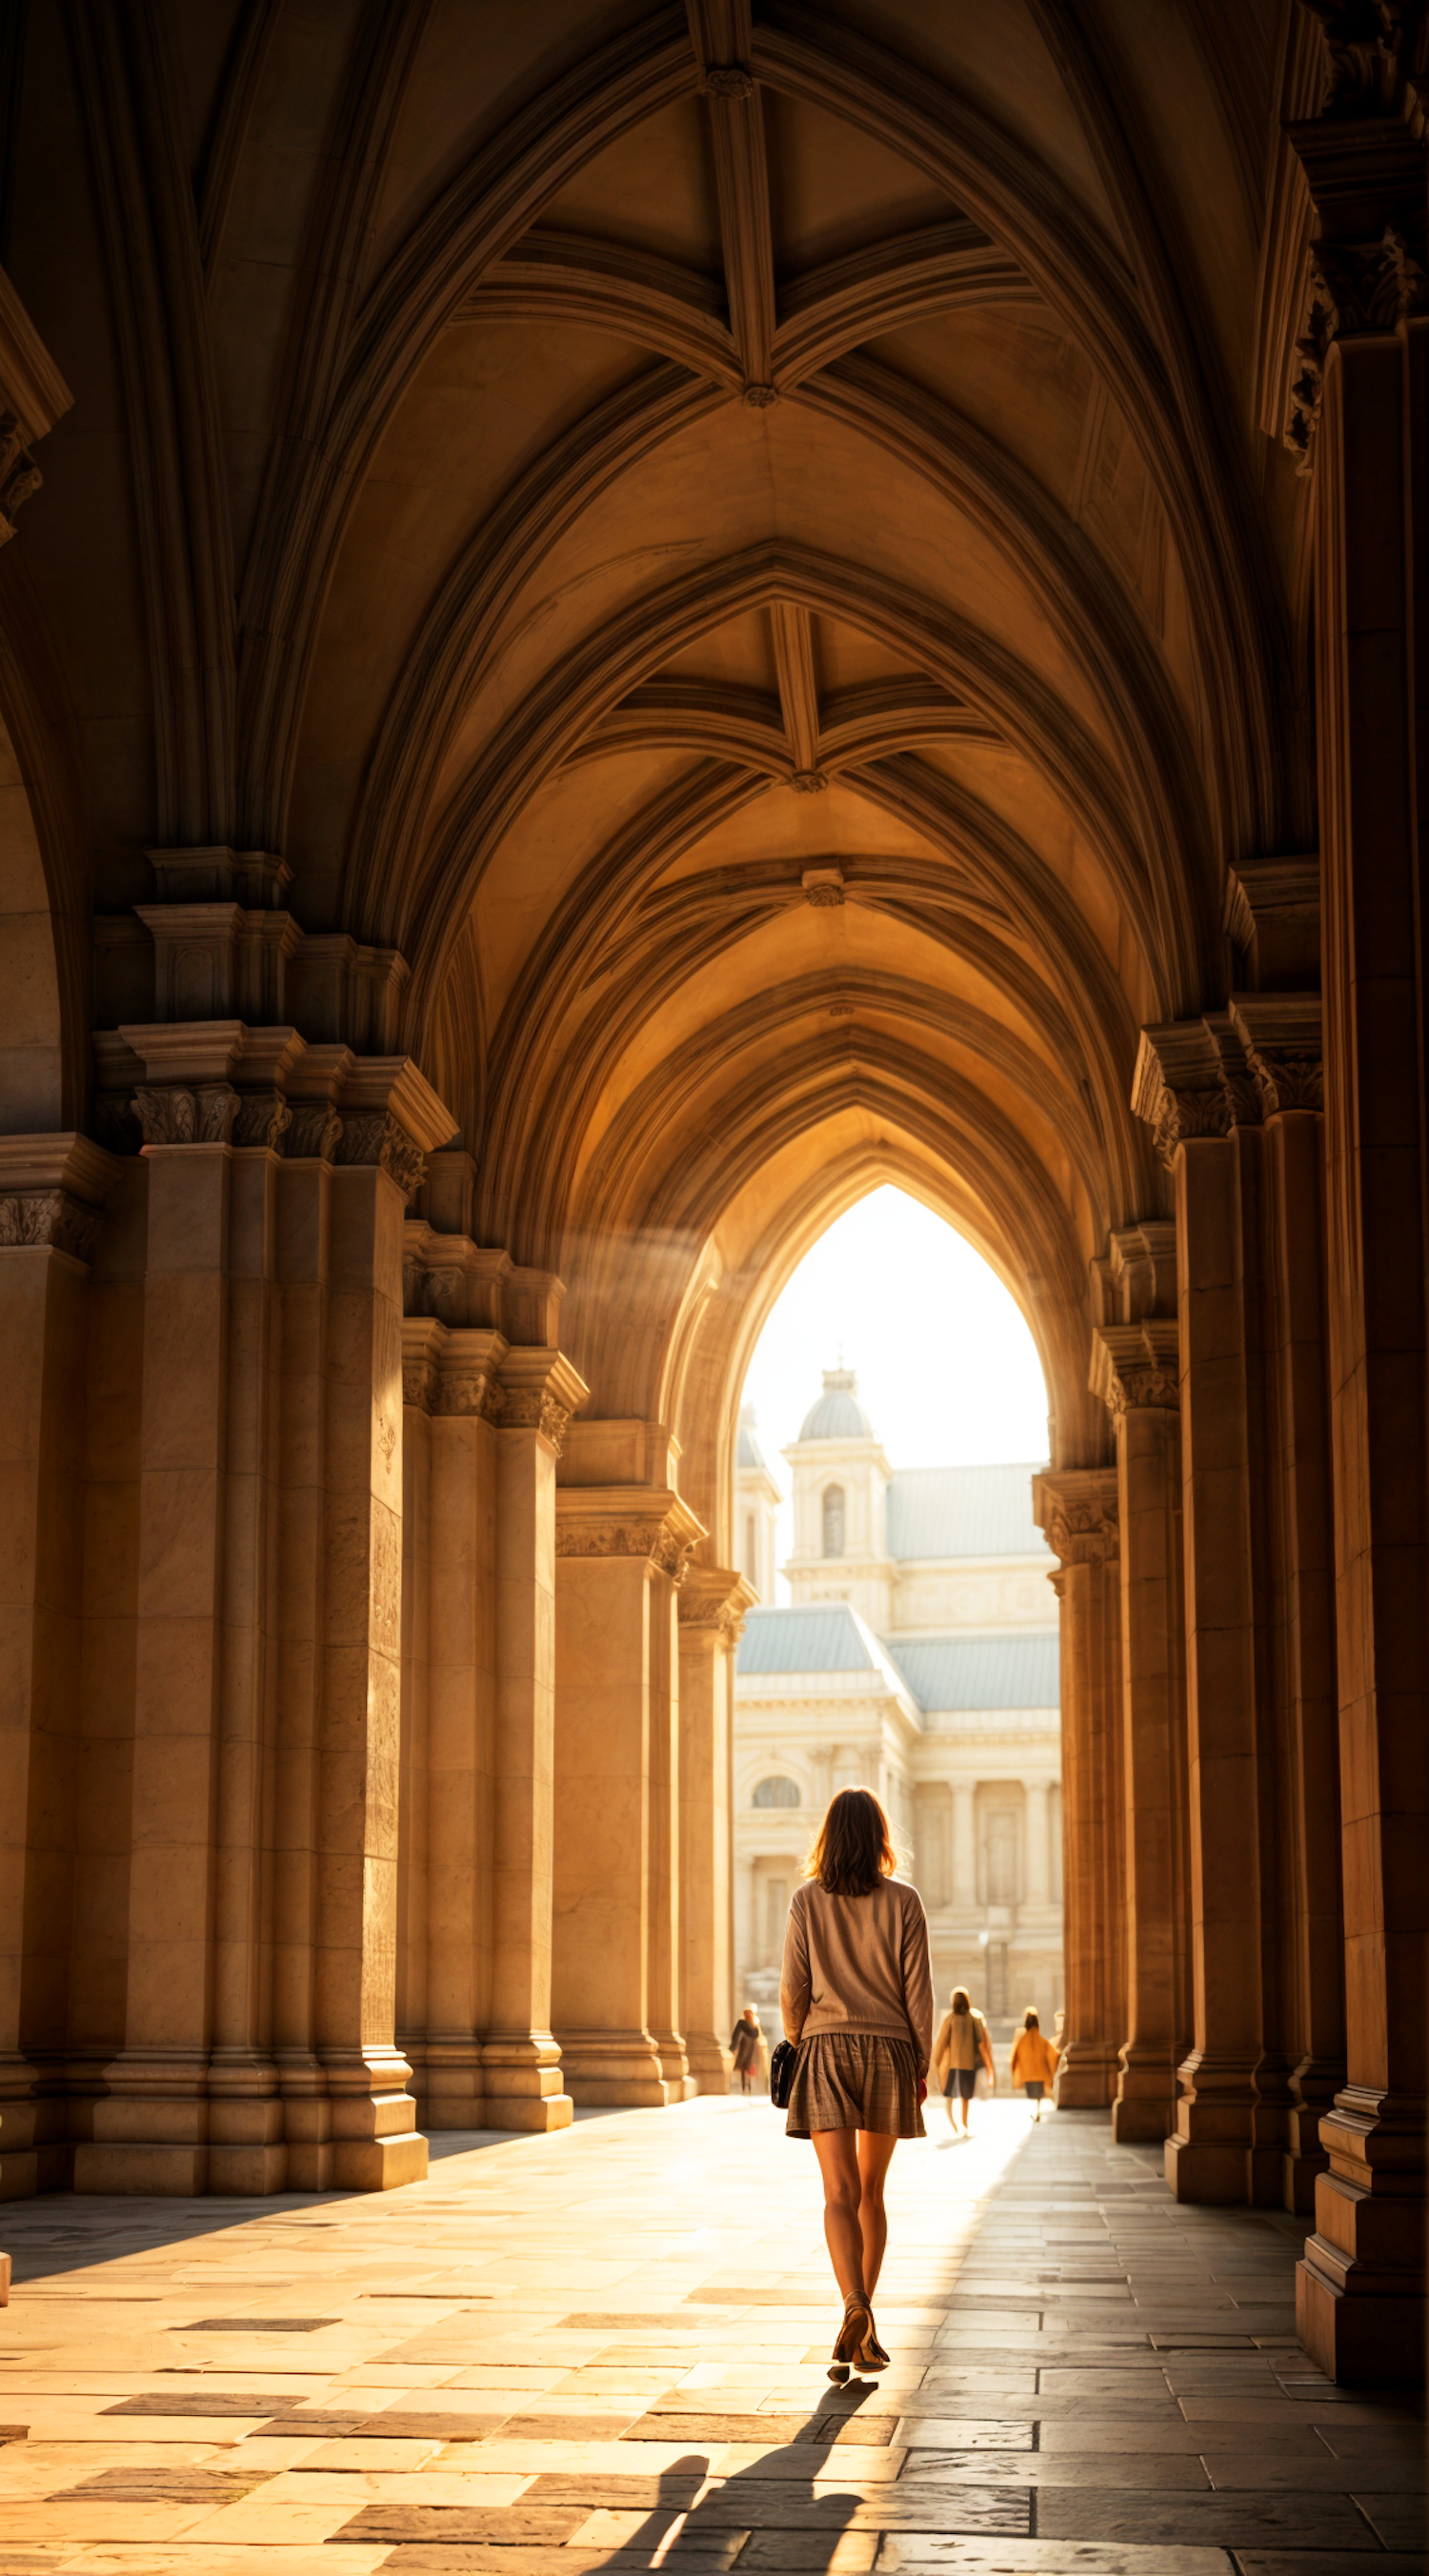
[1010,2007,1058,2120]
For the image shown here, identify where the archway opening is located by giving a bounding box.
[730,1184,1062,2050]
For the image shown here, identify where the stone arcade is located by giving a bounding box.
[0,2,1424,2390]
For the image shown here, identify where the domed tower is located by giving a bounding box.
[782,1366,894,1631]
[735,1402,782,1601]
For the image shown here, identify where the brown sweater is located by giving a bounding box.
[779,1878,935,2076]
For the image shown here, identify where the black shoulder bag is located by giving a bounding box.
[769,2039,797,2109]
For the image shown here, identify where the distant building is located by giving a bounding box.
[733,1371,1062,2028]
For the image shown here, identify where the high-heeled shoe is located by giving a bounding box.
[855,2309,890,2371]
[827,2292,872,2383]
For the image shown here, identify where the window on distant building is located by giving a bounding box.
[752,1776,800,1809]
[822,1482,845,1557]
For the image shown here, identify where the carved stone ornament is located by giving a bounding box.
[493,1387,573,1452]
[337,1109,427,1201]
[0,411,41,545]
[285,1101,344,1161]
[1042,1494,1120,1564]
[433,1368,501,1419]
[555,1516,696,1583]
[704,62,755,98]
[1246,1043,1324,1116]
[1286,223,1429,469]
[132,1081,239,1145]
[0,1188,103,1262]
[742,381,778,408]
[677,1588,750,1642]
[403,1355,439,1412]
[805,883,844,908]
[789,767,827,792]
[1298,1,1425,118]
[1106,1363,1180,1418]
[232,1091,293,1151]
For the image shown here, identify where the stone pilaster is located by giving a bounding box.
[1092,1318,1190,2145]
[1033,1467,1122,2108]
[0,1137,120,2203]
[1134,1020,1282,2206]
[677,1566,755,2092]
[1284,111,1429,2381]
[553,1480,704,2105]
[483,1347,586,2131]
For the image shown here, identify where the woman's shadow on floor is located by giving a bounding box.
[606,2378,881,2569]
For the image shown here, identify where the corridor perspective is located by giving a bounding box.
[1,0,1427,2442]
[0,2098,1423,2568]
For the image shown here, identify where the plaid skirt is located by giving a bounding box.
[785,2032,925,2140]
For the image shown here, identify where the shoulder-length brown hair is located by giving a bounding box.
[803,1786,897,1897]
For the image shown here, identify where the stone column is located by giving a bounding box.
[0,1138,117,2201]
[553,1483,703,2103]
[951,1782,976,1911]
[1233,996,1345,2216]
[1034,1469,1122,2106]
[1282,126,1429,2374]
[1135,1023,1281,2204]
[1093,1322,1190,2143]
[483,1348,586,2130]
[398,1318,506,2128]
[677,1567,755,2092]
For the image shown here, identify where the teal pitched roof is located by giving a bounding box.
[736,1604,878,1675]
[885,1632,1059,1711]
[885,1462,1050,1561]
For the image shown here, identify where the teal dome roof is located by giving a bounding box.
[798,1367,874,1441]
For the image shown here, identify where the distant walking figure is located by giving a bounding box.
[730,2005,763,2094]
[1011,2006,1058,2120]
[779,1786,934,2383]
[931,1985,995,2136]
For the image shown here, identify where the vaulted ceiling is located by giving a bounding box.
[4,0,1321,1481]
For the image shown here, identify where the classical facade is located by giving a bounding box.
[0,0,1423,2385]
[733,1385,1061,2022]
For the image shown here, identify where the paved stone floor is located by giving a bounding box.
[0,2099,1422,2575]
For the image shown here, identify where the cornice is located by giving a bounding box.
[677,1564,757,1641]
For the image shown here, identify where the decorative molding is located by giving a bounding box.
[495,1386,574,1449]
[0,1135,123,1266]
[802,862,845,907]
[496,1347,590,1457]
[789,768,828,793]
[555,1479,705,1583]
[1282,110,1429,469]
[286,1101,344,1161]
[232,1091,293,1151]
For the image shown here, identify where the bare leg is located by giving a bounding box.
[811,2129,865,2304]
[855,2129,897,2298]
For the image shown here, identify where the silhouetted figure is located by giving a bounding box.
[931,1984,995,2138]
[730,2004,762,2094]
[1011,2003,1058,2120]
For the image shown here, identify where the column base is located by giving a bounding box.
[1113,2045,1179,2142]
[1163,2052,1283,2203]
[482,2092,574,2132]
[1295,2090,1427,2386]
[556,2029,682,2106]
[480,2033,573,2130]
[0,2251,10,2304]
[684,2039,735,2096]
[1056,2043,1119,2108]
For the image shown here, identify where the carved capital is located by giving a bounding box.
[495,1386,574,1450]
[285,1100,344,1161]
[0,411,41,544]
[1091,1321,1180,1419]
[0,1188,103,1261]
[555,1483,705,1585]
[495,1347,589,1457]
[1132,1016,1260,1166]
[1229,994,1324,1117]
[232,1091,293,1151]
[337,1109,427,1201]
[677,1591,752,1642]
[1032,1467,1119,1567]
[132,1081,239,1146]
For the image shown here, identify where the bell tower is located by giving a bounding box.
[783,1366,893,1631]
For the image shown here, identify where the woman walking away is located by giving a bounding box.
[780,1786,934,2383]
[730,2005,763,2095]
[931,1986,995,2137]
[1010,2006,1058,2120]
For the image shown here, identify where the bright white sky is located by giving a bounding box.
[739,1186,1050,1599]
